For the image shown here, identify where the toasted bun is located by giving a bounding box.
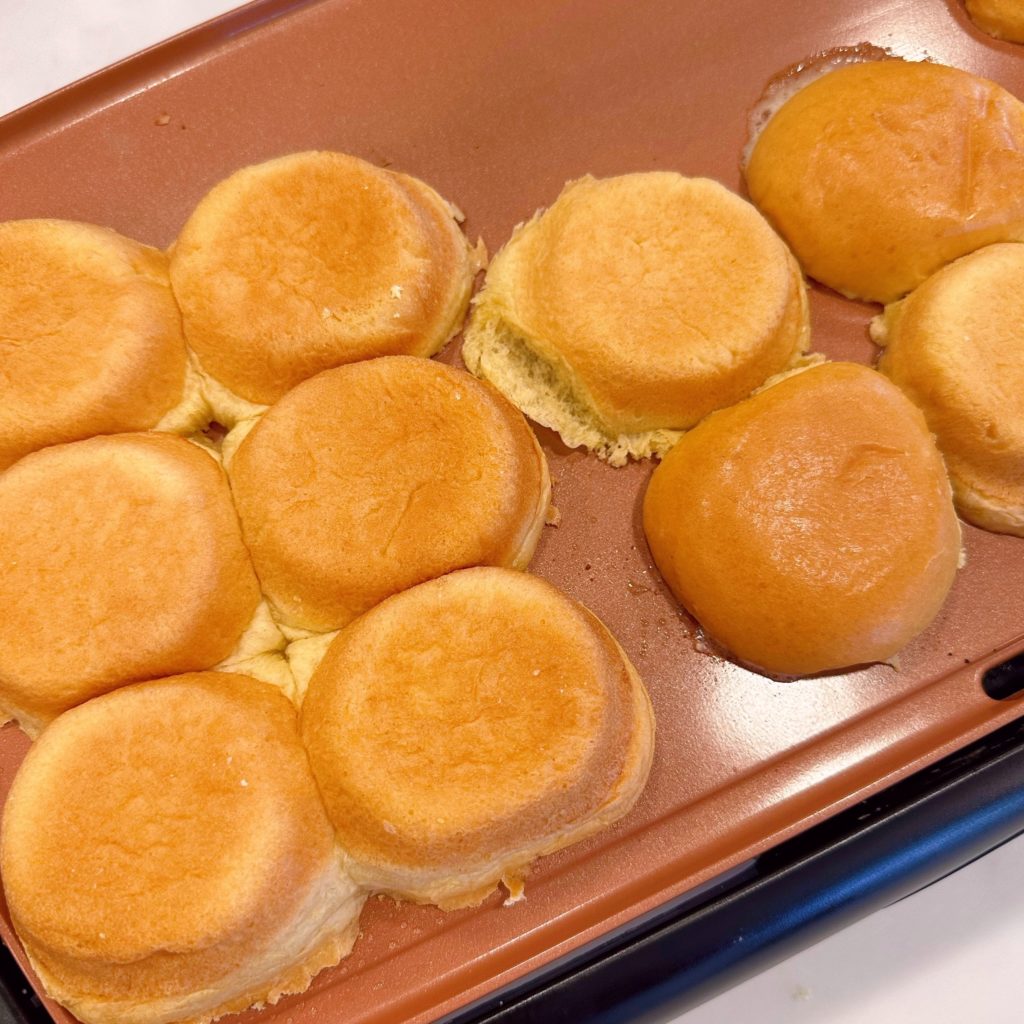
[874,243,1024,535]
[462,173,810,465]
[168,151,479,407]
[0,672,365,1024]
[0,434,261,733]
[300,567,654,909]
[966,0,1024,42]
[643,363,961,676]
[227,357,550,632]
[0,220,201,471]
[745,59,1024,303]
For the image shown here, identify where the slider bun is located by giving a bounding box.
[745,60,1024,303]
[0,672,365,1024]
[0,434,261,734]
[0,219,197,472]
[874,242,1024,535]
[227,356,550,632]
[168,151,479,407]
[300,567,654,910]
[643,363,961,676]
[966,0,1024,42]
[462,172,810,465]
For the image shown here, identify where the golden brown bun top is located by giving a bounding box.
[746,60,1024,303]
[169,151,476,405]
[0,219,188,471]
[0,672,347,1008]
[0,434,260,732]
[643,362,961,676]
[301,567,651,878]
[876,242,1024,535]
[472,172,809,435]
[966,0,1024,42]
[228,356,549,632]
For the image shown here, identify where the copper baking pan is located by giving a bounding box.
[1,1,1024,1022]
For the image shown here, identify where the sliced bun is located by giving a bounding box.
[168,151,479,407]
[462,172,810,465]
[0,434,261,734]
[643,362,961,676]
[227,357,550,632]
[0,219,200,471]
[300,567,654,910]
[745,59,1024,303]
[966,0,1024,42]
[874,242,1024,535]
[0,672,365,1024]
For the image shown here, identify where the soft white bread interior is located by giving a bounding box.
[462,172,810,465]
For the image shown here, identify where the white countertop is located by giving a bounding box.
[2,2,1022,1022]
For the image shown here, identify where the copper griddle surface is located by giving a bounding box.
[2,1,1024,1022]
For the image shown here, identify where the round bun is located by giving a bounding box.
[0,434,261,733]
[643,362,961,676]
[0,672,365,1024]
[874,242,1024,536]
[168,151,479,407]
[227,356,550,632]
[745,59,1024,303]
[966,0,1024,42]
[462,172,810,465]
[0,219,196,472]
[300,567,654,910]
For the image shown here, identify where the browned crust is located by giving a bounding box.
[643,362,962,676]
[464,173,810,449]
[745,60,1024,303]
[168,151,476,404]
[0,219,189,471]
[300,567,654,907]
[227,357,549,632]
[0,434,261,732]
[875,242,1024,536]
[0,672,364,1024]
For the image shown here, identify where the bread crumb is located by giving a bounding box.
[390,284,404,299]
[545,504,561,526]
[531,668,541,677]
[154,113,170,126]
[321,307,332,320]
[502,875,526,905]
[240,779,248,787]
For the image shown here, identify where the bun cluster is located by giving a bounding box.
[3,43,1024,1024]
[0,153,653,1024]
